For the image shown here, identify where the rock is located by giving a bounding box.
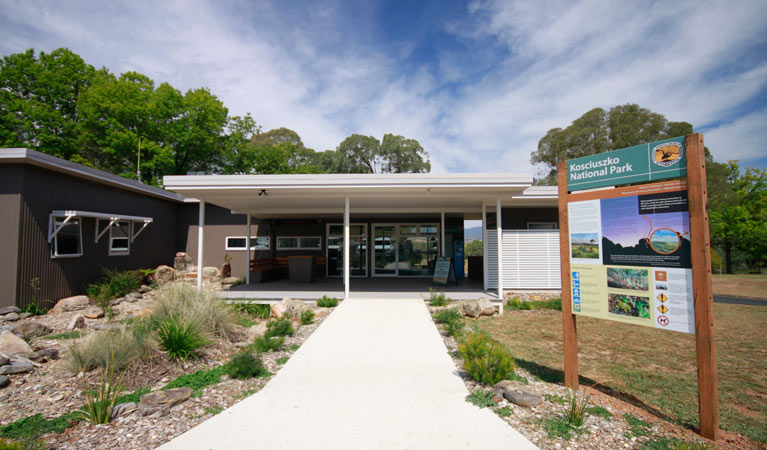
[0,355,8,366]
[66,314,86,330]
[112,402,138,418]
[83,307,105,319]
[202,266,219,279]
[0,306,21,316]
[174,253,193,272]
[0,375,9,388]
[139,285,152,294]
[12,322,52,339]
[153,265,177,284]
[0,360,34,375]
[271,297,308,319]
[3,313,20,322]
[0,331,33,356]
[49,295,90,314]
[140,387,193,408]
[244,322,267,340]
[477,298,496,316]
[502,389,542,407]
[223,277,240,285]
[125,292,142,302]
[19,313,32,319]
[18,348,58,362]
[462,300,482,318]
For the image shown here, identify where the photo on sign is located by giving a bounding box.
[571,233,600,259]
[655,283,668,290]
[606,268,649,291]
[608,293,651,319]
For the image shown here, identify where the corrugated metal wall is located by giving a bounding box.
[487,229,562,290]
[14,165,180,309]
[0,166,22,308]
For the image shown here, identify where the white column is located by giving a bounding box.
[344,197,350,300]
[440,212,445,256]
[245,214,251,285]
[197,200,205,291]
[482,202,487,291]
[496,197,503,300]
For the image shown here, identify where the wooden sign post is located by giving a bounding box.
[558,133,718,440]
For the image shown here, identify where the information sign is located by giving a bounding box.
[432,257,454,285]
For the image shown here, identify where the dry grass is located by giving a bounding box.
[151,284,238,340]
[474,303,767,444]
[712,274,767,299]
[63,323,157,374]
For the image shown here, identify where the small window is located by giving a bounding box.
[109,221,131,255]
[52,217,82,258]
[225,236,270,250]
[527,222,558,230]
[277,236,322,250]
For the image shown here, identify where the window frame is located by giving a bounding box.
[49,215,83,258]
[276,236,322,250]
[108,220,132,256]
[527,222,558,230]
[225,236,271,251]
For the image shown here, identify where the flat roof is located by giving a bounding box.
[0,148,184,203]
[163,172,558,218]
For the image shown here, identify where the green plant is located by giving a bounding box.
[465,389,495,408]
[20,302,47,316]
[561,388,590,427]
[316,296,339,307]
[86,268,142,304]
[164,365,228,395]
[75,352,126,424]
[155,316,208,360]
[428,288,449,306]
[458,332,515,385]
[544,393,565,405]
[42,330,82,340]
[0,412,48,450]
[540,416,581,440]
[639,438,713,450]
[232,302,271,318]
[433,308,461,324]
[0,413,79,440]
[506,296,562,311]
[204,405,224,415]
[624,413,653,438]
[276,356,289,365]
[300,309,315,325]
[495,405,512,417]
[506,296,533,310]
[236,388,257,399]
[252,335,284,353]
[152,285,237,339]
[265,317,294,338]
[114,387,150,405]
[226,349,267,379]
[63,324,156,374]
[586,405,613,419]
[289,344,300,351]
[0,439,22,450]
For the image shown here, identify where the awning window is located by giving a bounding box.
[48,210,153,245]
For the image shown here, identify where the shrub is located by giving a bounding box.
[586,405,612,419]
[506,296,562,311]
[433,308,462,324]
[316,296,338,307]
[64,324,156,374]
[428,288,448,306]
[226,349,267,379]
[20,302,47,316]
[300,309,315,325]
[164,365,227,394]
[252,335,284,353]
[152,285,237,339]
[496,405,512,417]
[0,413,79,440]
[458,332,515,385]
[561,388,590,428]
[506,297,533,310]
[232,302,270,318]
[465,389,495,408]
[155,316,208,361]
[265,317,294,338]
[76,353,125,424]
[86,268,142,302]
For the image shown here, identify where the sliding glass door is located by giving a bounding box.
[327,224,367,277]
[373,223,439,277]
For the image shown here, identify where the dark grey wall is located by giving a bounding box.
[0,166,22,308]
[485,207,558,229]
[14,165,180,308]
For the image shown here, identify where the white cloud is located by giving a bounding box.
[704,109,767,162]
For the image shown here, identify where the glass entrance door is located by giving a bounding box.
[327,224,367,277]
[373,225,397,276]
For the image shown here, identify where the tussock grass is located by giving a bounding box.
[151,285,237,339]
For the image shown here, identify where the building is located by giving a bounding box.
[0,148,561,309]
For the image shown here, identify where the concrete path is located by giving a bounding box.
[158,297,536,450]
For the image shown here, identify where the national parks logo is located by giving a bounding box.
[652,142,683,168]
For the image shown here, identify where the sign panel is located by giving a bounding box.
[567,136,687,191]
[568,180,695,333]
[453,241,465,280]
[432,257,453,285]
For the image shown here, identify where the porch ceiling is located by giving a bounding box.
[163,172,557,218]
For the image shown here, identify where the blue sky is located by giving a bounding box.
[1,0,765,173]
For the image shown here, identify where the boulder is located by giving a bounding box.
[244,322,267,340]
[18,348,58,362]
[83,307,105,319]
[222,277,240,285]
[0,330,33,356]
[477,298,496,316]
[462,300,483,318]
[66,314,86,330]
[153,265,177,284]
[270,297,308,319]
[0,355,9,366]
[19,313,32,319]
[112,402,138,419]
[49,295,90,314]
[0,360,34,375]
[0,375,9,388]
[3,313,20,322]
[202,266,219,279]
[0,306,20,316]
[492,380,541,407]
[12,322,52,339]
[138,387,193,416]
[174,252,193,272]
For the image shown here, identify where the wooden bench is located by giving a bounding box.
[249,256,326,283]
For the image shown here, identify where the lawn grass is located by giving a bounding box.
[474,303,767,443]
[711,274,767,299]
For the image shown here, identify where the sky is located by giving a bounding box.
[1,0,765,174]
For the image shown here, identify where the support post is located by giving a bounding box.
[245,214,251,285]
[482,202,488,291]
[344,197,350,300]
[440,212,445,256]
[686,133,719,440]
[558,161,578,390]
[197,200,205,291]
[496,197,503,300]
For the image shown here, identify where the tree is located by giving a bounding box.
[531,104,692,184]
[380,133,431,173]
[465,240,483,257]
[337,134,384,173]
[218,114,260,175]
[333,133,430,173]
